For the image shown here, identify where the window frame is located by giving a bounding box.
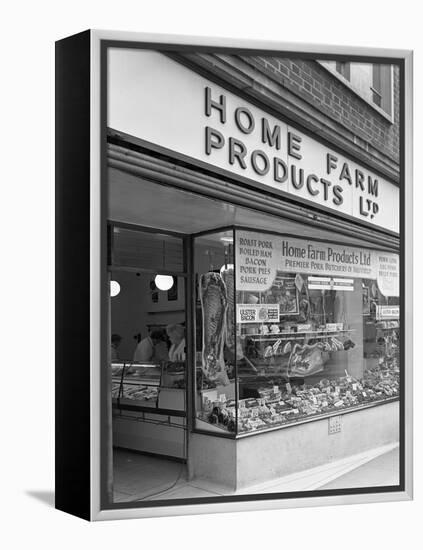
[318,60,394,123]
[191,224,399,439]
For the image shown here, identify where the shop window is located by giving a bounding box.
[109,225,187,429]
[194,228,399,436]
[194,229,237,433]
[110,226,184,273]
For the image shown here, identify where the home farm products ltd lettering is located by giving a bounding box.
[204,86,380,222]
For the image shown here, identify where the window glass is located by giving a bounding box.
[235,230,399,434]
[193,230,237,434]
[320,61,393,117]
[109,226,187,413]
[111,226,184,272]
[372,65,382,107]
[335,61,350,80]
[193,229,400,436]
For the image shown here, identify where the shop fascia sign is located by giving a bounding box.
[235,229,399,297]
[204,87,387,226]
[108,50,399,234]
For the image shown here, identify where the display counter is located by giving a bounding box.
[112,361,187,459]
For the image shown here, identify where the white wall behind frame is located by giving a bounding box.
[1,0,419,549]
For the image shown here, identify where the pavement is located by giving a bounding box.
[318,447,399,490]
[113,443,399,503]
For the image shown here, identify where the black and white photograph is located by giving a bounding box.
[4,0,423,545]
[91,37,409,514]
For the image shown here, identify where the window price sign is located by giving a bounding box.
[376,305,400,320]
[236,230,399,297]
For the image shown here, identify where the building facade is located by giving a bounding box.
[107,47,400,497]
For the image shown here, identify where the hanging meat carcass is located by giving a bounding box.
[221,265,245,362]
[200,272,230,385]
[221,266,235,354]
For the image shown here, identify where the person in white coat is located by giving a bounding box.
[133,330,166,363]
[166,324,186,362]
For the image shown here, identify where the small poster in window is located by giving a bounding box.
[363,285,370,315]
[376,305,399,320]
[269,275,299,315]
[237,303,280,323]
[308,276,354,291]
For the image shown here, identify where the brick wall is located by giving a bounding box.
[247,56,400,166]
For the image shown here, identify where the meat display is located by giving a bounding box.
[200,272,230,385]
[288,342,325,377]
[200,359,399,433]
[221,266,235,354]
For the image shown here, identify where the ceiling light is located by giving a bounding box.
[220,235,233,243]
[110,280,121,297]
[155,274,174,291]
[220,264,234,274]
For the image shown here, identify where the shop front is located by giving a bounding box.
[189,227,399,488]
[106,48,400,497]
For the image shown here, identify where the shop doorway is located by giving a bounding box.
[108,225,189,502]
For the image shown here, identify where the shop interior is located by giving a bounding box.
[108,166,399,502]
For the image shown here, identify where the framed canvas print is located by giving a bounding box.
[55,30,413,521]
